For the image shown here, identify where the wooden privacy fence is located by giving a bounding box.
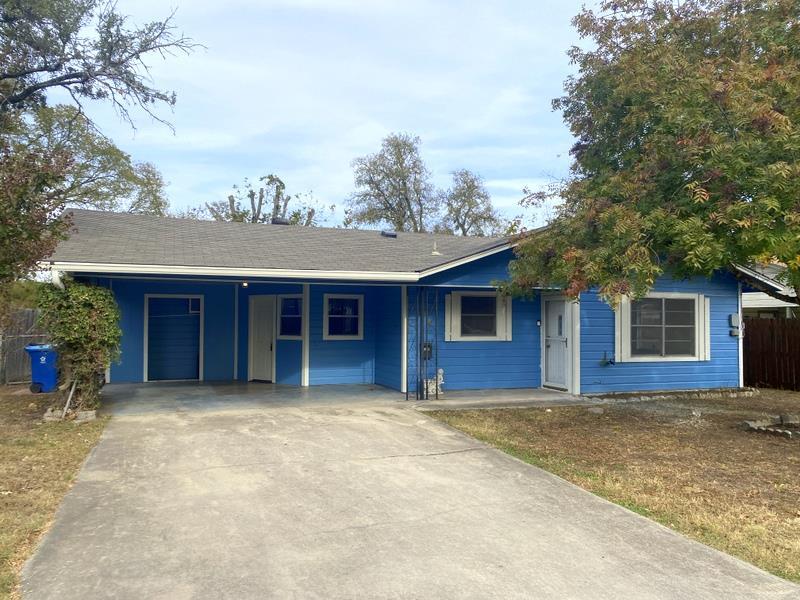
[0,309,48,385]
[743,318,800,390]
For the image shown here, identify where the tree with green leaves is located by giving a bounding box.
[346,133,438,233]
[10,105,168,214]
[192,174,326,226]
[0,141,71,289]
[438,169,502,236]
[0,0,194,126]
[510,0,800,304]
[0,0,192,313]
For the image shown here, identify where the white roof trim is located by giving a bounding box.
[734,264,787,293]
[44,242,514,283]
[45,261,420,282]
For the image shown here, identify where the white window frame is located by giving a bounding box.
[444,291,512,342]
[615,292,710,362]
[276,294,303,340]
[323,294,364,341]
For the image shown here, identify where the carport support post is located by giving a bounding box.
[302,283,310,386]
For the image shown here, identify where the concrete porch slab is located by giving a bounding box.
[100,382,405,416]
[412,387,589,410]
[100,382,592,416]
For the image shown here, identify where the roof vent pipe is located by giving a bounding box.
[271,217,290,225]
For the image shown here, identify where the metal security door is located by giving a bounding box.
[543,298,568,389]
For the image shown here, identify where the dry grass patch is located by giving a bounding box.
[430,389,800,582]
[0,386,106,599]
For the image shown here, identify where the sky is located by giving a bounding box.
[81,0,590,228]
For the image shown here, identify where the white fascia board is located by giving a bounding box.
[733,264,787,293]
[45,261,420,282]
[45,243,516,283]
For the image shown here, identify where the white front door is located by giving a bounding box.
[249,295,275,382]
[543,298,568,389]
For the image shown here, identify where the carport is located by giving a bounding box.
[99,381,585,416]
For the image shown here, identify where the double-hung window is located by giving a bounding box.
[616,293,710,362]
[445,292,512,342]
[323,294,363,340]
[277,295,302,339]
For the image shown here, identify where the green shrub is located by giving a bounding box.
[38,280,121,410]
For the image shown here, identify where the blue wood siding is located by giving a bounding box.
[374,287,402,390]
[275,339,302,385]
[407,286,541,391]
[419,249,513,287]
[146,297,200,380]
[580,273,740,393]
[309,285,377,385]
[95,279,237,383]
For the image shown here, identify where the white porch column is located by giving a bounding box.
[302,283,310,386]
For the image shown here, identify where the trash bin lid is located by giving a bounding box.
[25,344,54,352]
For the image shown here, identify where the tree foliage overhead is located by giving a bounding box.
[9,105,168,214]
[346,133,505,235]
[0,0,190,315]
[0,0,195,126]
[0,139,71,286]
[510,0,800,304]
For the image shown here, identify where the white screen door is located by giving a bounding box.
[249,296,275,382]
[544,298,568,389]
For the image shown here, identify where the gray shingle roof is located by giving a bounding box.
[49,209,509,274]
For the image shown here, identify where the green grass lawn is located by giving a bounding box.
[0,386,106,600]
[430,389,800,582]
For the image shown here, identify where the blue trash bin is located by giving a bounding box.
[25,344,58,393]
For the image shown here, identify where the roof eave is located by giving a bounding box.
[416,242,514,278]
[44,261,421,283]
[733,264,787,293]
[44,240,518,284]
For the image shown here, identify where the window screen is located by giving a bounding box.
[279,297,302,337]
[326,297,361,337]
[631,298,695,357]
[460,295,497,337]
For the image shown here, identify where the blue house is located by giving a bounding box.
[46,209,753,396]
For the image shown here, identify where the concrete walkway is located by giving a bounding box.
[22,385,800,599]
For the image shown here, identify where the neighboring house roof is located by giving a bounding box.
[740,263,797,308]
[742,292,796,310]
[46,209,515,281]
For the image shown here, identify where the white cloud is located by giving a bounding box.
[77,0,586,222]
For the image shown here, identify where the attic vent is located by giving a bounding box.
[271,217,290,225]
[380,230,397,238]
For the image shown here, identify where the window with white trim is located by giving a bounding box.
[277,295,302,339]
[323,294,363,340]
[616,293,710,362]
[445,292,512,342]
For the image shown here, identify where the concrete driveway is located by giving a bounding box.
[23,384,800,599]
